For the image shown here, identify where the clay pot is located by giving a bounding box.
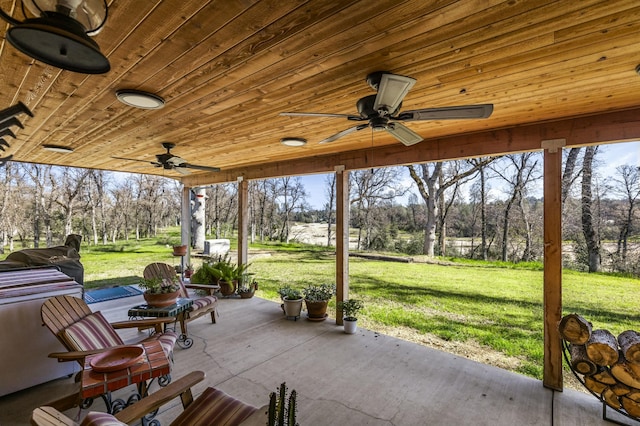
[172,245,187,256]
[305,300,328,320]
[219,280,236,297]
[143,290,180,308]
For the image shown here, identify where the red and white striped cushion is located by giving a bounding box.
[171,387,257,426]
[80,411,126,426]
[63,311,124,351]
[190,295,217,311]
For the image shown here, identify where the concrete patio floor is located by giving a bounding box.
[0,294,633,425]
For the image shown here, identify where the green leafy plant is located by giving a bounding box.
[302,283,335,302]
[237,274,258,293]
[268,382,298,426]
[338,299,364,320]
[138,276,179,294]
[190,262,219,285]
[278,286,302,300]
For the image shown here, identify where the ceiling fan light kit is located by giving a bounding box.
[0,0,110,74]
[281,70,494,146]
[280,137,307,147]
[116,90,166,109]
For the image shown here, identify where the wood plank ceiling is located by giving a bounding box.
[1,0,639,186]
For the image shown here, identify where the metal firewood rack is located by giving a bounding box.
[562,339,640,425]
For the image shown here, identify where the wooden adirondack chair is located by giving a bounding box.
[143,262,218,325]
[31,371,268,426]
[41,294,179,366]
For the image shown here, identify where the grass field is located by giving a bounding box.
[77,230,640,382]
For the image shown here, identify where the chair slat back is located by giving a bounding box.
[143,262,188,298]
[41,295,93,347]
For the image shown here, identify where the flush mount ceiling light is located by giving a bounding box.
[116,90,166,109]
[42,144,73,153]
[0,0,110,74]
[280,137,307,147]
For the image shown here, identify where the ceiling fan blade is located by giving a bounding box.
[318,124,368,144]
[173,167,191,175]
[280,112,363,121]
[181,163,221,172]
[397,104,494,121]
[386,123,423,146]
[373,73,416,114]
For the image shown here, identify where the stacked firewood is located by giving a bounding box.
[559,313,640,418]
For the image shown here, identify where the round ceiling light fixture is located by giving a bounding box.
[280,137,307,147]
[116,90,165,109]
[43,144,74,153]
[0,0,110,74]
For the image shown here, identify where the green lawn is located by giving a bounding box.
[75,234,640,381]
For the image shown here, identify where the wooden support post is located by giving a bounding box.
[181,185,191,259]
[543,138,564,391]
[237,177,249,267]
[336,166,349,325]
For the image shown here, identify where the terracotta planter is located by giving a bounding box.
[305,300,328,320]
[219,280,236,296]
[172,245,187,256]
[143,290,180,308]
[238,289,255,299]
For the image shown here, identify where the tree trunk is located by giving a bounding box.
[581,146,601,272]
[193,187,206,250]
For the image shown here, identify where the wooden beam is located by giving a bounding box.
[181,107,640,187]
[543,139,564,391]
[335,167,349,326]
[237,178,249,267]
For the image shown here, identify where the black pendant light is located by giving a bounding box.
[0,0,110,74]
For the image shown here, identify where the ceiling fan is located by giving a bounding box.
[280,71,493,146]
[113,142,220,175]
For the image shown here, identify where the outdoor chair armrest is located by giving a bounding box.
[184,283,220,295]
[114,370,205,424]
[48,348,114,362]
[31,406,77,426]
[111,317,176,331]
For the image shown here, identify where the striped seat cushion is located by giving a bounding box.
[80,411,126,426]
[189,295,217,311]
[62,311,124,351]
[171,387,258,426]
[142,329,178,359]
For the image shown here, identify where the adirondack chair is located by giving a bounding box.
[31,371,269,426]
[41,295,179,367]
[143,262,218,325]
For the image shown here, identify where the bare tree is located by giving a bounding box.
[408,158,494,256]
[324,173,336,247]
[493,153,541,261]
[351,167,406,250]
[609,165,640,268]
[277,177,307,243]
[581,146,601,272]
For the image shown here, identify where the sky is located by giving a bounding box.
[297,140,640,210]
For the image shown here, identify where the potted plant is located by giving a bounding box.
[237,274,258,299]
[278,286,303,320]
[183,264,194,279]
[302,283,335,321]
[337,299,364,334]
[172,243,187,256]
[139,276,180,307]
[191,262,219,287]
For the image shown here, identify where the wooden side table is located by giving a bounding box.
[81,340,171,415]
[128,298,194,348]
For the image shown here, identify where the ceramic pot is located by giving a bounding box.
[282,297,303,318]
[344,318,358,334]
[143,290,179,308]
[305,300,328,320]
